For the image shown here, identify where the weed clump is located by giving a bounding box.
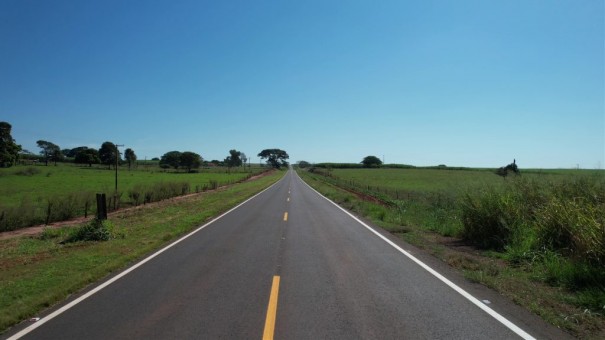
[64,219,113,243]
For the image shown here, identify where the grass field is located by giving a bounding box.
[0,170,284,333]
[0,163,268,231]
[324,167,597,193]
[298,167,605,337]
[0,163,265,207]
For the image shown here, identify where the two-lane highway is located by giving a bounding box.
[6,170,570,339]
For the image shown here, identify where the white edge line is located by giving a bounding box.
[296,172,536,340]
[8,172,286,340]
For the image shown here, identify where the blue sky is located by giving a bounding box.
[1,0,603,168]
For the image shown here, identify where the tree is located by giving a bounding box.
[36,140,61,166]
[224,149,242,172]
[240,152,248,170]
[75,149,100,167]
[99,142,119,169]
[496,159,520,179]
[298,161,311,168]
[361,155,382,168]
[0,122,21,167]
[258,149,289,169]
[51,147,64,165]
[160,151,182,169]
[124,148,137,170]
[180,151,202,172]
[65,146,89,158]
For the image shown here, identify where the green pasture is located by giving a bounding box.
[0,164,268,231]
[325,167,596,195]
[0,164,264,208]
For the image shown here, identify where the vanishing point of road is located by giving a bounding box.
[5,170,571,339]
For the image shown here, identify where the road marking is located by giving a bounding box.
[297,173,536,340]
[6,174,288,340]
[283,212,288,221]
[287,197,290,202]
[263,276,281,340]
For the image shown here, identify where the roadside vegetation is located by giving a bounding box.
[0,170,284,333]
[0,163,268,232]
[298,166,605,338]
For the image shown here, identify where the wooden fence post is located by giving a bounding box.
[96,193,107,220]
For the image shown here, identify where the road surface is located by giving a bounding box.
[5,170,570,339]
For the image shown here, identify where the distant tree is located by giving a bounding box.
[75,149,100,167]
[151,157,160,161]
[0,122,22,167]
[258,149,289,169]
[51,148,64,165]
[124,148,137,170]
[496,159,520,179]
[298,161,311,168]
[65,146,89,158]
[160,151,182,169]
[99,142,119,169]
[361,155,382,168]
[240,152,248,170]
[180,151,202,172]
[37,140,61,166]
[224,149,242,172]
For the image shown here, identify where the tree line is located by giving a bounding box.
[1,121,290,171]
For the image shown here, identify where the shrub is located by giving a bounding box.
[460,188,522,249]
[64,219,113,243]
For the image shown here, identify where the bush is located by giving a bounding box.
[460,188,522,249]
[64,219,112,243]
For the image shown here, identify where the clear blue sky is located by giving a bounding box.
[1,0,603,168]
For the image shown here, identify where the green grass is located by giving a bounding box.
[0,170,284,333]
[0,163,265,208]
[0,163,268,230]
[329,167,497,193]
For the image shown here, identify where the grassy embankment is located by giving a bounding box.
[298,167,604,338]
[0,169,284,333]
[0,164,267,231]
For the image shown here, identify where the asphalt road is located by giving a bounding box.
[6,170,571,339]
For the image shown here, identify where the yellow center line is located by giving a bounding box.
[263,276,281,340]
[283,212,288,221]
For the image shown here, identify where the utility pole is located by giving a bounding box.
[115,144,124,192]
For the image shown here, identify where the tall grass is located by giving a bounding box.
[460,175,605,292]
